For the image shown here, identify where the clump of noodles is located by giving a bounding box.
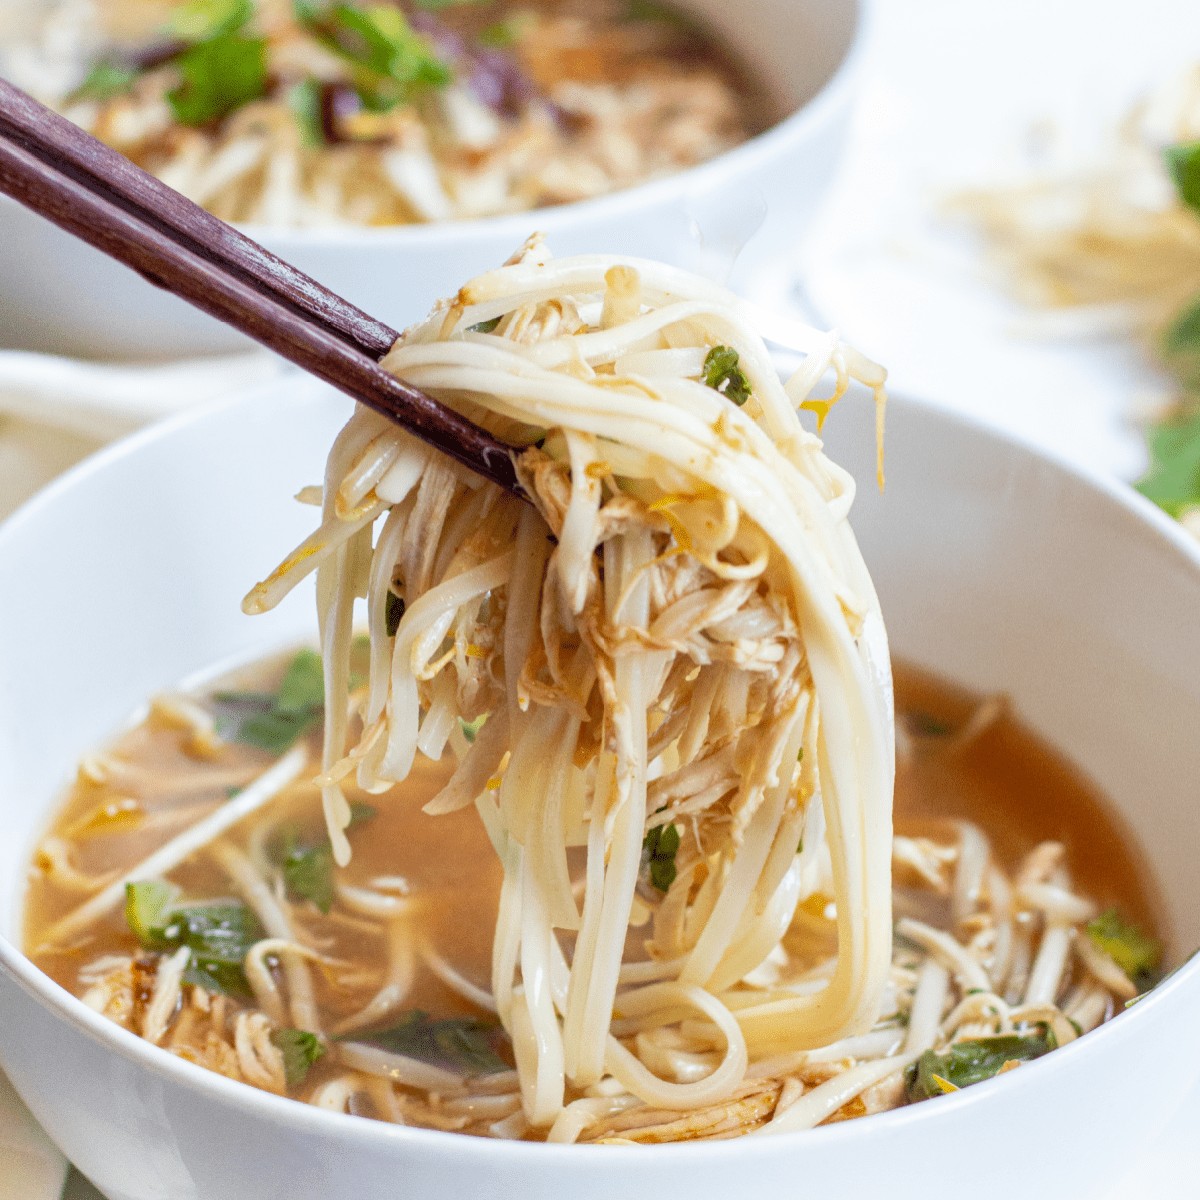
[244,236,894,1129]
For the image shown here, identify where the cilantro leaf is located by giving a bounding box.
[703,345,752,406]
[905,1032,1054,1102]
[288,78,327,146]
[1087,908,1162,987]
[1161,296,1200,392]
[271,1028,326,1088]
[281,838,336,913]
[1135,405,1200,517]
[70,61,141,103]
[125,883,263,999]
[295,2,451,111]
[1165,141,1200,215]
[643,818,680,893]
[626,0,695,25]
[170,0,254,41]
[214,649,325,754]
[124,879,180,945]
[356,1010,509,1075]
[167,32,268,127]
[276,648,325,713]
[477,20,519,49]
[348,801,378,828]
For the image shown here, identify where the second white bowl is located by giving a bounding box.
[0,0,864,359]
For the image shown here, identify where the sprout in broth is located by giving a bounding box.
[26,246,1168,1142]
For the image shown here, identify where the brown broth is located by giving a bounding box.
[23,654,1164,1117]
[893,664,1161,931]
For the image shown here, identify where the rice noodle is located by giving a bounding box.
[247,239,894,1128]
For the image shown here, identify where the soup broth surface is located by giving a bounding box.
[24,654,1163,1137]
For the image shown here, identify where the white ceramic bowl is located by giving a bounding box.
[1,381,1199,1200]
[0,0,865,360]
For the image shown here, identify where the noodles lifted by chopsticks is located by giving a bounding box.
[245,235,894,1129]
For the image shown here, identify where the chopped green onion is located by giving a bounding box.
[1087,908,1162,986]
[271,1028,326,1088]
[703,345,752,406]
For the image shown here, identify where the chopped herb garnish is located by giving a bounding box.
[169,0,254,41]
[643,818,680,893]
[477,20,519,49]
[271,1028,326,1088]
[295,2,451,111]
[280,834,336,913]
[125,882,262,999]
[288,78,326,146]
[167,32,269,126]
[1125,947,1197,1007]
[906,711,953,738]
[1087,908,1162,987]
[703,345,752,406]
[70,61,141,103]
[356,1010,509,1075]
[125,879,179,945]
[348,801,378,828]
[276,647,325,711]
[468,315,503,334]
[385,590,406,637]
[626,0,694,26]
[214,649,325,754]
[1166,141,1200,216]
[1136,405,1200,516]
[1162,296,1200,392]
[905,1031,1054,1102]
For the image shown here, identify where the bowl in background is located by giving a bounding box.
[0,0,865,359]
[0,380,1197,1199]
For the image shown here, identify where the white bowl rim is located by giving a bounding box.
[0,0,870,249]
[1,378,1198,1161]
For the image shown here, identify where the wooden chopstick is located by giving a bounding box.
[0,79,522,496]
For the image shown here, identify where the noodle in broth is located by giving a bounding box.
[24,244,1166,1141]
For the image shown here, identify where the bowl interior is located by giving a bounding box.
[1,379,1198,969]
